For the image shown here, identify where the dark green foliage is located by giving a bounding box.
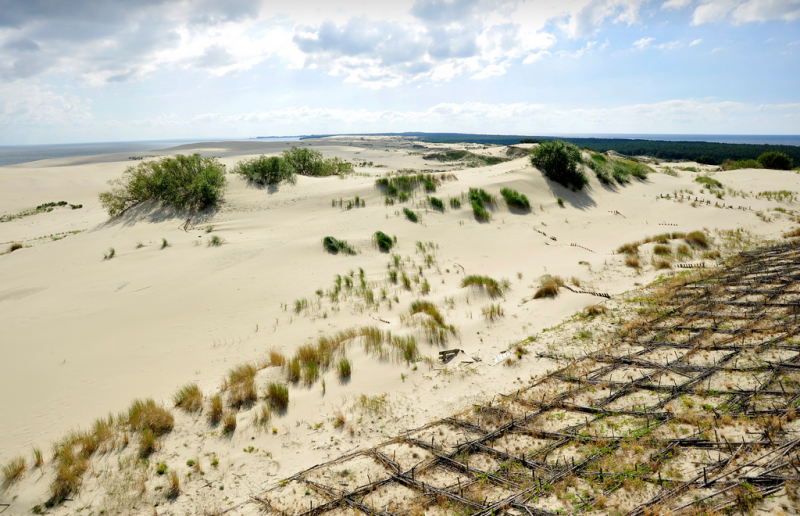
[450,197,461,208]
[373,231,394,252]
[695,155,718,165]
[37,201,68,209]
[281,146,353,176]
[469,188,492,220]
[721,159,762,170]
[757,152,793,170]
[233,155,295,185]
[99,153,226,217]
[695,175,723,189]
[530,140,588,190]
[500,188,530,209]
[424,178,436,191]
[557,197,564,207]
[322,236,356,255]
[9,243,23,252]
[586,154,613,184]
[403,207,419,222]
[612,159,650,182]
[429,197,444,211]
[375,173,444,200]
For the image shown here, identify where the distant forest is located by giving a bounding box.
[303,132,800,164]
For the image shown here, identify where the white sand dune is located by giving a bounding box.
[0,137,796,513]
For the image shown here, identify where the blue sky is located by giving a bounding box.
[0,0,798,144]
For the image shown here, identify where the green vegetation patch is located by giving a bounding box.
[373,231,394,252]
[423,149,508,167]
[233,155,295,185]
[530,140,588,190]
[695,175,723,189]
[282,146,353,176]
[500,188,530,210]
[99,153,226,217]
[322,236,356,255]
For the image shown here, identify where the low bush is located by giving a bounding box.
[282,146,353,176]
[758,151,793,170]
[403,207,419,222]
[533,275,564,298]
[322,236,356,255]
[721,159,762,171]
[530,140,588,190]
[233,155,295,185]
[266,382,289,410]
[500,188,530,209]
[695,155,718,165]
[373,231,394,252]
[99,154,226,217]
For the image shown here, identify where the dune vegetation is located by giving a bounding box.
[99,153,227,217]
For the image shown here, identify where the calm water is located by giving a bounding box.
[1,135,795,167]
[0,137,301,167]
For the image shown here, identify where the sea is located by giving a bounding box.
[0,137,301,167]
[0,134,796,167]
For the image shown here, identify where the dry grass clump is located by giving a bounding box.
[225,363,258,408]
[405,300,458,344]
[222,412,237,434]
[208,394,224,424]
[50,444,89,504]
[685,231,709,248]
[534,274,565,298]
[266,382,290,411]
[391,335,419,363]
[481,303,504,321]
[127,398,174,436]
[653,257,673,269]
[173,383,203,412]
[625,255,640,269]
[32,447,43,468]
[2,456,26,485]
[285,328,359,383]
[461,274,508,297]
[617,241,640,255]
[783,228,800,238]
[584,304,607,317]
[653,244,672,255]
[166,470,180,498]
[268,349,287,366]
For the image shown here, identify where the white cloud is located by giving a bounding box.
[690,38,703,45]
[711,46,724,52]
[557,40,605,57]
[523,50,552,63]
[471,64,508,80]
[692,0,800,25]
[633,36,655,48]
[662,0,694,9]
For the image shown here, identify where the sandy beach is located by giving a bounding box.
[1,136,797,514]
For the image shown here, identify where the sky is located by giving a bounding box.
[0,0,798,145]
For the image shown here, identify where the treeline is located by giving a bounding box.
[339,132,800,165]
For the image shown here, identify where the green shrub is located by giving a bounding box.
[612,159,650,182]
[557,197,564,207]
[530,140,588,190]
[757,152,793,170]
[429,197,444,211]
[403,207,419,222]
[233,155,295,185]
[586,154,613,184]
[468,188,492,220]
[99,154,226,217]
[282,146,352,176]
[721,159,762,171]
[373,231,394,252]
[322,236,356,255]
[500,188,530,209]
[472,200,490,220]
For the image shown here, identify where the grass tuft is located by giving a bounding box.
[460,275,508,298]
[373,231,394,252]
[208,394,223,424]
[322,236,356,255]
[403,207,419,222]
[2,456,26,485]
[268,349,287,366]
[337,357,352,379]
[173,383,203,413]
[783,228,800,239]
[533,275,564,299]
[266,382,289,411]
[500,188,530,210]
[685,231,709,249]
[207,235,224,246]
[222,412,237,434]
[481,303,504,321]
[429,196,444,211]
[127,398,174,436]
